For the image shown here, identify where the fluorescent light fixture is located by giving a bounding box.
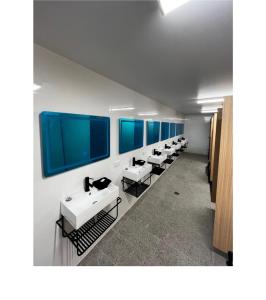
[138,112,158,116]
[201,109,218,114]
[159,0,191,15]
[201,106,222,111]
[197,98,224,104]
[163,117,187,121]
[109,106,135,112]
[33,84,41,91]
[164,117,178,120]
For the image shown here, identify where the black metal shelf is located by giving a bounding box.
[172,152,180,157]
[125,181,149,197]
[151,166,165,176]
[56,197,122,256]
[148,160,166,176]
[164,158,174,164]
[122,172,152,198]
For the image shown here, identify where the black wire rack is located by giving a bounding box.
[172,152,180,157]
[56,197,122,256]
[122,172,152,198]
[147,161,166,176]
[151,166,165,176]
[164,158,174,164]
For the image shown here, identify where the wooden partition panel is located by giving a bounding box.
[213,96,233,253]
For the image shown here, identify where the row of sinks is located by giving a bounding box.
[61,139,186,230]
[122,143,181,181]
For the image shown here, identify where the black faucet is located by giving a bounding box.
[84,177,94,192]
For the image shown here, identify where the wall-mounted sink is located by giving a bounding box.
[161,147,175,156]
[181,139,187,146]
[61,183,119,229]
[122,163,152,182]
[173,143,182,150]
[147,153,167,165]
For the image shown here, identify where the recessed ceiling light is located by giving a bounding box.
[159,0,191,15]
[138,112,158,116]
[109,106,135,112]
[197,98,224,104]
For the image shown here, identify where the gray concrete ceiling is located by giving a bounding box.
[34,0,233,114]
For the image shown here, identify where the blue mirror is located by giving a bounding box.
[146,121,160,145]
[40,112,110,177]
[119,118,144,154]
[180,123,184,134]
[170,123,176,138]
[176,123,184,135]
[161,122,169,141]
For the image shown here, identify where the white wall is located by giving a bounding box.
[34,45,184,266]
[184,115,211,155]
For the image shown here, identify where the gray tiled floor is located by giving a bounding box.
[79,153,226,266]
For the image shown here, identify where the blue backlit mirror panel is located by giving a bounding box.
[119,118,144,154]
[161,122,170,141]
[176,123,184,136]
[180,123,184,134]
[175,123,179,136]
[146,121,160,145]
[40,112,110,177]
[170,123,176,138]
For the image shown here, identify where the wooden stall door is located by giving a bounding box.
[213,96,233,253]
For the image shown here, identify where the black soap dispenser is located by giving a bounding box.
[132,157,136,166]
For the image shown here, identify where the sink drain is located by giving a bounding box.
[174,192,180,195]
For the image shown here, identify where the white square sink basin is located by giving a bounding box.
[181,139,187,146]
[147,154,167,165]
[173,143,181,150]
[122,163,152,182]
[61,183,119,230]
[161,147,175,156]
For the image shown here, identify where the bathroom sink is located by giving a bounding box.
[61,183,119,229]
[147,154,167,165]
[173,143,182,150]
[122,163,152,182]
[161,147,175,156]
[181,139,187,146]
